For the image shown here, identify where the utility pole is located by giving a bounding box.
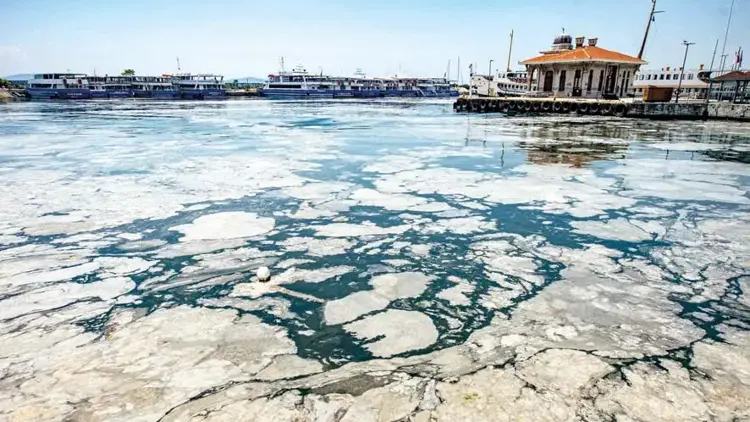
[506,30,514,72]
[705,38,719,104]
[675,40,694,103]
[638,0,665,60]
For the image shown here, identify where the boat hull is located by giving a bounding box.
[106,90,135,98]
[352,90,383,98]
[26,88,91,100]
[180,89,226,100]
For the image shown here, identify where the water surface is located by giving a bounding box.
[1,99,748,421]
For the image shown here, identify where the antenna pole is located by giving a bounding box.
[506,29,514,72]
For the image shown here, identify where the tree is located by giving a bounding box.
[121,69,135,76]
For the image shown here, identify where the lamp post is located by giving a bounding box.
[638,0,665,60]
[675,40,694,103]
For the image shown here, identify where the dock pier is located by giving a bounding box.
[453,97,750,121]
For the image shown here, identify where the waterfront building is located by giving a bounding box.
[520,33,645,99]
[712,70,750,103]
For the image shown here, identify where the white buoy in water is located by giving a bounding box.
[256,266,271,282]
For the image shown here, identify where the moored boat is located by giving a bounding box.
[259,65,350,99]
[26,73,91,99]
[132,75,180,99]
[173,74,225,99]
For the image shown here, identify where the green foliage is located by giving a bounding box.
[121,69,136,76]
[0,78,20,89]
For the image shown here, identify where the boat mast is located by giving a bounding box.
[176,57,181,72]
[718,0,735,78]
[457,57,461,85]
[506,29,514,72]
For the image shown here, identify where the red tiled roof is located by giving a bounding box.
[713,70,750,81]
[520,46,646,65]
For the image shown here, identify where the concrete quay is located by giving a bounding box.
[453,97,750,121]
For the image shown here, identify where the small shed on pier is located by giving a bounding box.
[520,33,645,99]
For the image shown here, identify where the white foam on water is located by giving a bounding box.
[344,309,438,357]
[313,222,411,238]
[571,218,656,242]
[324,272,434,325]
[170,212,275,241]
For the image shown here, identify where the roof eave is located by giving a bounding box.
[520,59,646,65]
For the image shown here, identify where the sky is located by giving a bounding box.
[1,0,748,81]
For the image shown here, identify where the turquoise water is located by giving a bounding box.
[1,98,749,369]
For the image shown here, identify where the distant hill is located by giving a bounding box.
[4,74,33,82]
[229,77,265,83]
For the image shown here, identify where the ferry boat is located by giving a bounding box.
[470,71,536,97]
[87,76,108,98]
[415,78,459,97]
[104,76,134,98]
[26,73,91,99]
[349,69,383,98]
[172,74,225,99]
[132,75,179,99]
[494,71,535,96]
[259,65,353,99]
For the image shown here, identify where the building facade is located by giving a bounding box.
[520,34,645,99]
[713,70,750,103]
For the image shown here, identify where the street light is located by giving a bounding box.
[675,40,695,103]
[638,0,665,60]
[489,60,494,78]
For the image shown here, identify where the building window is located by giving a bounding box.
[688,73,694,80]
[587,69,594,92]
[598,70,604,91]
[558,70,566,91]
[660,74,665,80]
[666,74,671,80]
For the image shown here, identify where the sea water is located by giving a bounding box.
[0,99,748,421]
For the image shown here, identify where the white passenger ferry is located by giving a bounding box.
[26,73,90,99]
[259,65,353,99]
[172,73,226,99]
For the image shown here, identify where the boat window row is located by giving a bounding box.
[637,73,695,81]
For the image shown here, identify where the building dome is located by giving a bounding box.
[553,33,572,45]
[550,31,573,52]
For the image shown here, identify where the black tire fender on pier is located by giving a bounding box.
[561,102,570,113]
[568,102,578,113]
[541,102,552,112]
[589,103,600,114]
[508,101,518,111]
[531,102,541,111]
[614,103,627,117]
[523,101,532,111]
[552,102,562,112]
[578,103,589,114]
[601,104,613,115]
[500,101,509,112]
